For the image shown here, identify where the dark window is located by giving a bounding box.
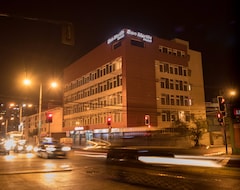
[113,41,121,49]
[163,47,168,53]
[131,40,144,48]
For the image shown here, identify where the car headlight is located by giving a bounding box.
[18,146,24,151]
[62,146,71,151]
[26,145,33,151]
[4,140,13,150]
[33,146,39,152]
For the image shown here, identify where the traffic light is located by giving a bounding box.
[217,96,226,112]
[217,112,223,124]
[107,116,111,126]
[62,22,75,46]
[144,115,150,125]
[46,113,53,123]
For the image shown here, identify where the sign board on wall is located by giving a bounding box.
[234,108,240,116]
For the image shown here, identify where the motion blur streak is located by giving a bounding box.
[43,173,56,184]
[138,156,222,168]
[43,163,57,170]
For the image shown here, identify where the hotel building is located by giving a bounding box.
[63,29,206,140]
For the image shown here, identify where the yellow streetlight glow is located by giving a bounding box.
[23,79,31,86]
[229,90,236,97]
[51,82,58,88]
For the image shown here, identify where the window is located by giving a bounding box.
[180,96,184,106]
[173,49,177,56]
[170,80,174,89]
[166,94,170,105]
[161,97,165,105]
[131,39,144,47]
[160,78,165,88]
[162,113,167,121]
[175,80,179,90]
[177,51,181,57]
[183,82,188,91]
[163,47,168,53]
[165,78,169,89]
[113,41,121,49]
[178,66,183,75]
[183,69,187,76]
[176,96,180,106]
[188,84,192,91]
[184,96,189,106]
[159,64,164,72]
[159,46,163,52]
[174,67,178,75]
[168,48,172,54]
[162,111,170,121]
[170,95,175,105]
[164,63,169,73]
[179,80,183,91]
[181,51,185,57]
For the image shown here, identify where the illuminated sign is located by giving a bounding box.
[74,126,84,131]
[234,108,240,116]
[126,29,152,43]
[107,29,152,44]
[107,30,125,44]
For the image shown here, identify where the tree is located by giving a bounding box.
[189,119,208,147]
[172,120,189,135]
[172,118,208,147]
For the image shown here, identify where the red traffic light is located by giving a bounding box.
[48,113,53,117]
[107,117,111,125]
[217,112,224,124]
[46,113,53,123]
[145,115,150,125]
[217,96,226,112]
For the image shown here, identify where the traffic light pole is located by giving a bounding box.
[48,123,51,137]
[223,117,228,154]
[217,95,228,154]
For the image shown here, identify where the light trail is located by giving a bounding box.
[138,156,223,168]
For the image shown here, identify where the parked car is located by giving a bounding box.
[13,139,33,153]
[0,138,11,155]
[35,137,71,159]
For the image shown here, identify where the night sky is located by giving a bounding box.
[0,0,238,104]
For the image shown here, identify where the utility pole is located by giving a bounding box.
[217,96,228,154]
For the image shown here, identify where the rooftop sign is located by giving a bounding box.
[107,29,152,44]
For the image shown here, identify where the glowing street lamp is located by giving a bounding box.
[229,89,237,100]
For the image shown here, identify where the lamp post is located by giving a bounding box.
[23,79,58,143]
[38,83,42,141]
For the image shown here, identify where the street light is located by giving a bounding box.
[229,90,236,97]
[38,82,42,141]
[23,79,58,142]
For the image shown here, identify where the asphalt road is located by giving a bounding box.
[0,149,239,190]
